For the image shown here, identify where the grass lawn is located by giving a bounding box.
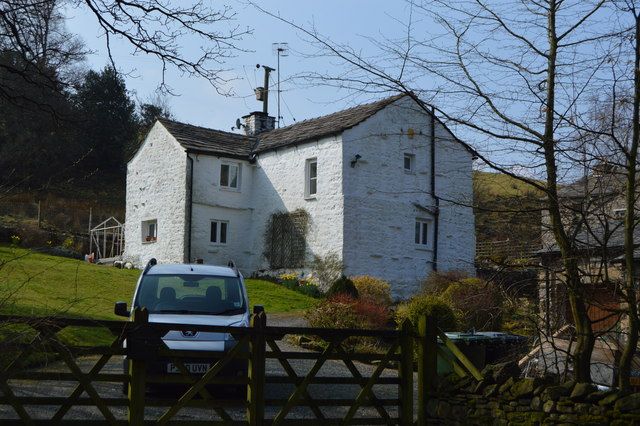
[0,245,317,353]
[0,245,317,319]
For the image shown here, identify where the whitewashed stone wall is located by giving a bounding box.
[342,98,436,298]
[249,136,345,271]
[188,153,256,271]
[124,122,188,266]
[433,118,476,276]
[124,99,474,294]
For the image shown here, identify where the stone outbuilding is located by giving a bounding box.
[124,94,475,298]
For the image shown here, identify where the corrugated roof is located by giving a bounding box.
[254,94,407,152]
[157,94,408,158]
[158,118,256,158]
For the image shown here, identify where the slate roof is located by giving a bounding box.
[539,223,640,256]
[156,94,408,158]
[158,118,256,158]
[254,94,406,152]
[557,174,625,199]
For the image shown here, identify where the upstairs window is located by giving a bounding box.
[305,158,317,198]
[613,208,626,220]
[404,153,414,172]
[210,220,228,244]
[220,163,239,189]
[142,219,157,243]
[415,220,428,246]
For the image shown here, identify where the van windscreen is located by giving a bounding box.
[134,274,245,315]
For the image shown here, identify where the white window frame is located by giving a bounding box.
[415,219,429,246]
[220,162,240,190]
[613,208,626,220]
[210,220,228,245]
[305,158,318,199]
[404,153,415,173]
[142,219,157,243]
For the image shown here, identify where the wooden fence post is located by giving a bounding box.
[247,311,266,426]
[399,319,414,426]
[128,308,148,425]
[37,201,41,229]
[417,314,437,425]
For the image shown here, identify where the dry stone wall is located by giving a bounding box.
[427,362,640,425]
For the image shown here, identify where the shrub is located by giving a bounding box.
[326,275,358,299]
[441,278,503,331]
[62,236,75,249]
[297,280,323,298]
[395,294,458,331]
[306,295,359,329]
[306,294,390,330]
[311,252,344,292]
[349,297,390,329]
[421,270,469,294]
[351,275,392,306]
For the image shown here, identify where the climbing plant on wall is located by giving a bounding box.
[263,209,310,269]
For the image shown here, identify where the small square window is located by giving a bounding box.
[142,219,157,243]
[404,154,414,172]
[415,220,428,245]
[220,163,240,189]
[305,158,317,198]
[210,220,228,244]
[613,208,626,220]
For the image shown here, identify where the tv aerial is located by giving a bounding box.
[272,42,289,128]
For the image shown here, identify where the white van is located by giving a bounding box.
[114,259,251,386]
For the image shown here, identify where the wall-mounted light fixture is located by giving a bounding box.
[350,154,362,168]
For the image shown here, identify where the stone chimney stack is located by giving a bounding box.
[243,111,275,136]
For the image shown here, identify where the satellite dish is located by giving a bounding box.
[236,118,242,129]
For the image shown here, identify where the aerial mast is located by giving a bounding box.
[272,42,289,128]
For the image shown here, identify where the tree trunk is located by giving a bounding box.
[618,14,640,391]
[543,0,594,382]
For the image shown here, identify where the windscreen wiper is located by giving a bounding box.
[211,308,245,316]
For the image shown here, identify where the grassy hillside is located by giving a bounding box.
[474,171,543,198]
[0,245,317,319]
[473,171,543,249]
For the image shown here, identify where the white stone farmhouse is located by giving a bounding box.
[124,94,475,297]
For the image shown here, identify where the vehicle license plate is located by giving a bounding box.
[167,363,210,374]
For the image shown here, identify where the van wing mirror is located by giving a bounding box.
[114,301,130,317]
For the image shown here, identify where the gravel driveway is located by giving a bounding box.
[0,313,418,422]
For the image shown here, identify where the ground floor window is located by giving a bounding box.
[142,219,157,243]
[415,219,428,245]
[210,220,228,244]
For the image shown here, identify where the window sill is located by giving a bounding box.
[304,195,317,201]
[220,186,241,193]
[415,245,433,252]
[404,170,415,175]
[142,240,157,245]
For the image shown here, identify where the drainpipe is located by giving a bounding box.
[430,105,440,272]
[187,155,194,263]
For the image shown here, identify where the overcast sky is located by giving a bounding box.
[64,1,416,133]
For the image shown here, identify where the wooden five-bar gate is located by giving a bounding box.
[0,310,483,425]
